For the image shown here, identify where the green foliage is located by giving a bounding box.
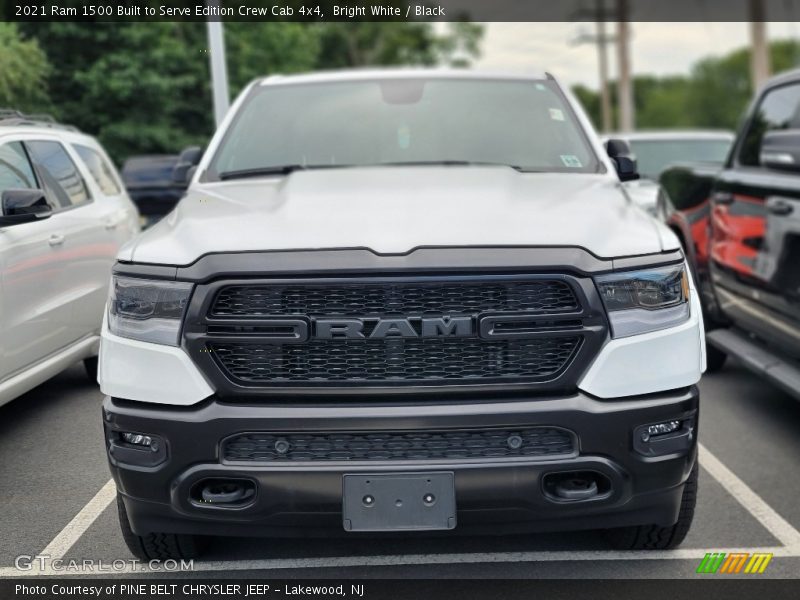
[575,39,800,132]
[572,84,600,124]
[315,22,483,69]
[0,24,50,110]
[225,23,320,91]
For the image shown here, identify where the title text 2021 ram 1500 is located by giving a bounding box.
[99,70,706,559]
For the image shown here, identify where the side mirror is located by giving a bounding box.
[0,189,52,226]
[760,130,800,173]
[172,146,203,186]
[605,139,640,182]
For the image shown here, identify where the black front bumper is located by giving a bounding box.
[104,386,698,538]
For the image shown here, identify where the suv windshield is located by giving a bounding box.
[206,77,599,180]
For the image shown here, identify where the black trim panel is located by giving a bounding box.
[113,246,684,282]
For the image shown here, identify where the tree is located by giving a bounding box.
[315,22,483,69]
[0,24,50,110]
[686,40,800,131]
[574,39,800,132]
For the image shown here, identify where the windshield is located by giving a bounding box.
[205,78,599,179]
[629,138,732,180]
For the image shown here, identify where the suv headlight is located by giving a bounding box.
[108,276,193,346]
[595,264,690,338]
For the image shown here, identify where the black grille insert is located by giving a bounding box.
[222,427,576,462]
[210,337,581,384]
[211,280,579,317]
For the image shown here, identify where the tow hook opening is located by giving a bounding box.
[542,471,612,502]
[191,478,256,508]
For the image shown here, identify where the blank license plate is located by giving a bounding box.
[342,472,456,532]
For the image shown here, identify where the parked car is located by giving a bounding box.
[100,70,704,560]
[602,131,734,214]
[659,69,800,391]
[121,154,187,227]
[0,111,140,407]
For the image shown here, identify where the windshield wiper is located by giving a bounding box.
[218,164,343,180]
[218,161,529,180]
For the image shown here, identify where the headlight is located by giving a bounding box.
[595,264,690,338]
[108,276,193,345]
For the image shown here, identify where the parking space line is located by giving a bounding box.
[39,479,117,561]
[0,545,796,577]
[699,443,800,550]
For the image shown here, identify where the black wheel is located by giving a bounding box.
[606,464,698,550]
[117,493,208,560]
[705,341,728,372]
[83,356,99,382]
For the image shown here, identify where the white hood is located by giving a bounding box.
[119,166,676,265]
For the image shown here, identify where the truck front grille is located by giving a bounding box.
[185,274,606,396]
[222,427,576,462]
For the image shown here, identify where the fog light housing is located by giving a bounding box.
[120,432,157,450]
[634,415,695,457]
[641,420,682,441]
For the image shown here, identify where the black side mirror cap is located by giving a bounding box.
[171,163,197,186]
[172,146,203,186]
[760,130,800,173]
[0,189,52,226]
[605,139,640,182]
[178,146,203,166]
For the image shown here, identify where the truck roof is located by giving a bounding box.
[601,130,735,142]
[761,67,800,90]
[258,68,552,87]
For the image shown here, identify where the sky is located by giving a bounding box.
[473,22,800,88]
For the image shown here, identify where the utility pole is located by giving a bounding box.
[206,0,230,128]
[597,15,613,133]
[616,0,635,132]
[749,0,770,92]
[571,0,616,132]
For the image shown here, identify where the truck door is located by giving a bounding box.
[710,81,800,356]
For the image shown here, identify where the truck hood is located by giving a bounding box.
[119,166,675,265]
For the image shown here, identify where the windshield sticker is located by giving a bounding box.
[549,108,565,121]
[535,83,546,91]
[560,155,583,168]
[397,125,411,149]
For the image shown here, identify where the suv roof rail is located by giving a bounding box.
[0,109,79,132]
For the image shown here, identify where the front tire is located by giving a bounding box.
[117,493,208,560]
[605,464,698,550]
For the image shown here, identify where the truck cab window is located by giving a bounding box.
[739,83,800,167]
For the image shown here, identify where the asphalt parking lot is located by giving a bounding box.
[1,360,799,579]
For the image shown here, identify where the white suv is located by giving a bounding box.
[0,112,140,407]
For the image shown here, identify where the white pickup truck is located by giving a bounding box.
[99,70,705,559]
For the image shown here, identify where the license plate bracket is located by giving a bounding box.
[342,472,456,532]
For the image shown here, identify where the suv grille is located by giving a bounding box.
[222,427,576,462]
[211,280,579,317]
[210,337,581,383]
